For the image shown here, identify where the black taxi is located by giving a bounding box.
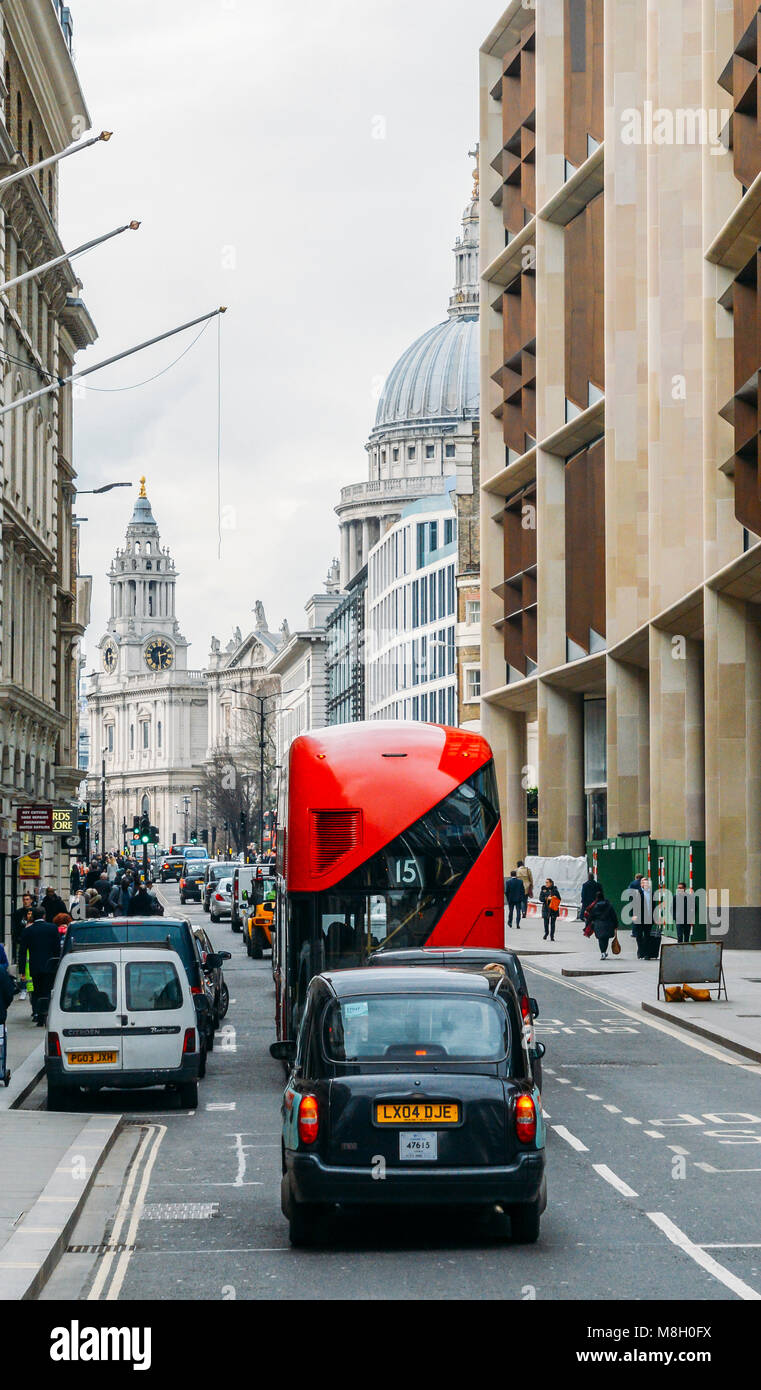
[270,966,547,1247]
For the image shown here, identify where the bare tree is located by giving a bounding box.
[203,681,279,855]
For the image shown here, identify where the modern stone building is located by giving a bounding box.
[0,0,96,934]
[86,482,208,850]
[268,564,342,768]
[479,0,761,943]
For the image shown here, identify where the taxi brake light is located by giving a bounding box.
[520,994,531,1021]
[515,1094,537,1144]
[190,985,203,996]
[298,1093,319,1145]
[179,878,186,888]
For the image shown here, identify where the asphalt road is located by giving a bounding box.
[33,885,761,1302]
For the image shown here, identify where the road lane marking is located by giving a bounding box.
[206,1102,236,1111]
[107,1125,167,1302]
[644,1130,665,1139]
[604,1104,621,1114]
[552,1125,589,1153]
[647,1212,761,1301]
[523,961,761,1071]
[701,1244,761,1249]
[624,1117,641,1126]
[668,1146,690,1155]
[593,1165,638,1198]
[586,1094,602,1100]
[555,1078,571,1085]
[88,1125,155,1301]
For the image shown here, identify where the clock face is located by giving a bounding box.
[145,639,174,672]
[103,642,118,673]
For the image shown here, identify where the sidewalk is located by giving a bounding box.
[0,987,122,1299]
[508,911,761,1065]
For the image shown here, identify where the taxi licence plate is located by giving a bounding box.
[375,1101,459,1126]
[68,1051,118,1065]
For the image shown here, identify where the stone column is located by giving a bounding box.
[606,656,650,838]
[340,525,351,587]
[704,590,761,922]
[348,522,359,579]
[362,519,372,567]
[538,681,585,857]
[649,627,704,843]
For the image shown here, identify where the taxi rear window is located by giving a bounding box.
[324,993,510,1063]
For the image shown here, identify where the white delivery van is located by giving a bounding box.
[45,943,201,1110]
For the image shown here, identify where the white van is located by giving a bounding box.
[46,943,201,1110]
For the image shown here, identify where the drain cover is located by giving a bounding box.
[141,1202,219,1220]
[66,1243,134,1255]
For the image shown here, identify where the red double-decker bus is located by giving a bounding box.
[274,721,505,1041]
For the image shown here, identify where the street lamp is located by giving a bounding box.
[101,746,108,855]
[225,687,280,858]
[182,796,190,845]
[192,785,201,842]
[76,482,133,496]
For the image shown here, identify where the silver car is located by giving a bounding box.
[209,877,233,923]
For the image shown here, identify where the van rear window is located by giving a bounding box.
[61,964,117,1013]
[126,962,182,1012]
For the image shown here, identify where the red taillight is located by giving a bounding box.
[297,1094,319,1145]
[520,994,531,1021]
[179,878,186,888]
[215,893,224,902]
[515,1094,537,1144]
[47,1032,61,1058]
[190,985,203,996]
[183,1027,197,1054]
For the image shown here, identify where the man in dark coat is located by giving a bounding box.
[627,874,648,957]
[41,886,68,922]
[127,884,158,916]
[84,861,102,891]
[580,873,602,918]
[17,916,60,1023]
[11,892,36,964]
[588,895,618,960]
[505,871,525,930]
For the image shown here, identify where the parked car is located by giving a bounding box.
[46,942,201,1109]
[209,877,232,923]
[270,965,546,1247]
[180,860,210,905]
[367,947,543,1089]
[62,918,218,1067]
[202,862,231,912]
[193,926,231,1027]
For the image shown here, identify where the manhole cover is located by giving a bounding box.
[141,1202,219,1220]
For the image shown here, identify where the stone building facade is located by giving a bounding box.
[479,0,761,944]
[0,0,96,939]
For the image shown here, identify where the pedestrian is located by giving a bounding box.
[17,914,60,1024]
[505,870,524,930]
[106,853,118,882]
[52,912,72,945]
[540,878,561,941]
[673,882,696,944]
[0,940,9,969]
[41,886,67,922]
[84,861,102,891]
[0,957,15,1024]
[85,890,105,919]
[580,871,602,918]
[70,861,82,895]
[627,874,648,958]
[93,870,113,914]
[587,894,619,960]
[127,882,156,916]
[516,859,533,911]
[11,892,36,965]
[110,871,133,916]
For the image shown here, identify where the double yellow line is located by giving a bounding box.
[88,1123,166,1301]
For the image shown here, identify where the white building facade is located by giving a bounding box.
[86,482,207,850]
[268,569,341,768]
[367,491,458,727]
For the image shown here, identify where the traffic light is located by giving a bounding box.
[240,811,247,839]
[139,812,151,845]
[201,828,208,846]
[190,830,198,845]
[131,815,141,846]
[78,805,90,859]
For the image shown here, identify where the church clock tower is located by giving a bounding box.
[86,480,207,851]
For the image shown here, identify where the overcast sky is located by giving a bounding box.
[65,0,496,667]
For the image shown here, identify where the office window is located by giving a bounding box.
[447,627,456,676]
[412,638,419,686]
[438,567,445,617]
[408,445,416,460]
[465,667,481,700]
[421,692,428,720]
[426,444,435,459]
[412,696,419,720]
[142,722,149,749]
[429,572,436,621]
[438,688,446,723]
[438,629,446,678]
[421,635,428,683]
[393,447,399,461]
[447,686,455,725]
[445,443,456,459]
[429,521,438,551]
[107,725,114,753]
[412,583,419,629]
[416,522,426,569]
[447,565,456,615]
[465,599,481,625]
[420,579,428,625]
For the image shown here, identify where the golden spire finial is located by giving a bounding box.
[139,476,147,498]
[469,143,480,200]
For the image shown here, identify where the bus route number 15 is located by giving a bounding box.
[392,857,420,886]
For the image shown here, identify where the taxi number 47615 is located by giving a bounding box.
[400,1132,437,1161]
